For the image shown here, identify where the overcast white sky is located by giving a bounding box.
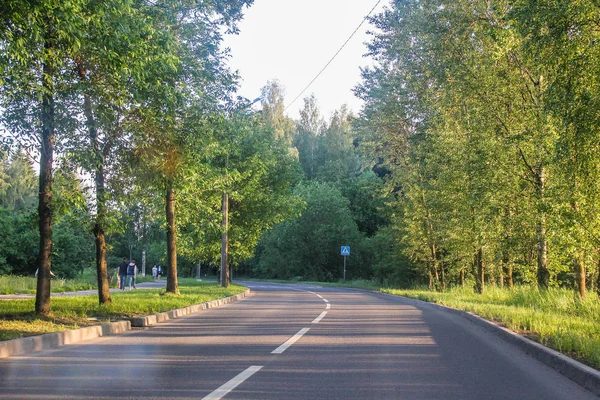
[223,0,387,121]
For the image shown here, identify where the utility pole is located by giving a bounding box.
[219,96,261,289]
[220,191,230,287]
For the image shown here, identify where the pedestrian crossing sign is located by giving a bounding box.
[341,246,350,256]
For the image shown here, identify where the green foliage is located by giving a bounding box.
[177,109,302,268]
[369,227,417,287]
[0,209,38,275]
[252,181,368,281]
[355,0,600,293]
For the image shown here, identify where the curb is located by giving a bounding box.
[0,320,131,359]
[397,295,600,396]
[0,289,250,359]
[126,289,251,327]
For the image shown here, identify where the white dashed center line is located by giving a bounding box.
[202,366,263,400]
[312,311,327,323]
[271,328,310,354]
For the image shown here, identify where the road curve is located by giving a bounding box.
[0,282,596,399]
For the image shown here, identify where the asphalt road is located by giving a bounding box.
[0,281,596,399]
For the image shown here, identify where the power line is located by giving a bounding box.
[284,0,383,113]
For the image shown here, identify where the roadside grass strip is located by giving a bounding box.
[0,280,246,341]
[382,286,600,370]
[0,275,95,295]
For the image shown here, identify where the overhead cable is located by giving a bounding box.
[284,0,383,113]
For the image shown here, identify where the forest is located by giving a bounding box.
[1,1,599,316]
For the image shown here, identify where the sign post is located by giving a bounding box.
[340,246,350,281]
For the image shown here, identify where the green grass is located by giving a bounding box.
[0,273,157,294]
[0,274,96,294]
[0,279,246,341]
[381,286,600,370]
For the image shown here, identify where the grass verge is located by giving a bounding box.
[380,286,600,370]
[0,273,157,294]
[0,278,246,341]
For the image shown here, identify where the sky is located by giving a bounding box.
[223,0,387,121]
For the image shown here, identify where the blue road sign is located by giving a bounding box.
[341,246,350,256]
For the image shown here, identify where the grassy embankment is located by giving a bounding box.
[380,286,600,369]
[0,278,246,341]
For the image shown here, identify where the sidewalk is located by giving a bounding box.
[0,279,167,300]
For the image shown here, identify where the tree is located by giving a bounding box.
[294,95,326,179]
[253,181,366,281]
[355,0,574,292]
[510,0,600,298]
[126,0,253,293]
[0,0,91,315]
[260,80,296,148]
[176,107,301,287]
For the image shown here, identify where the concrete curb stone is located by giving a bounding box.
[396,294,600,396]
[0,289,250,359]
[0,320,131,359]
[126,289,250,327]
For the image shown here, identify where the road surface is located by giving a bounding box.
[0,282,596,399]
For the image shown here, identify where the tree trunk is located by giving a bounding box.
[93,221,111,304]
[430,256,440,291]
[220,191,230,288]
[78,64,111,305]
[573,251,586,299]
[460,269,465,287]
[427,267,433,290]
[474,247,484,294]
[596,252,600,297]
[35,39,55,317]
[165,181,178,294]
[502,249,513,289]
[535,166,550,289]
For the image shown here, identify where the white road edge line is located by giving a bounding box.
[323,299,329,303]
[312,311,327,323]
[271,328,310,354]
[326,303,331,310]
[202,366,263,400]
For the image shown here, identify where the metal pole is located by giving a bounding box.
[343,256,347,281]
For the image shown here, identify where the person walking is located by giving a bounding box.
[118,257,128,290]
[152,265,158,280]
[157,265,162,280]
[127,260,137,290]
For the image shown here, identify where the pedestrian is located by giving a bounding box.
[157,265,162,280]
[35,268,56,277]
[152,265,158,280]
[118,257,128,290]
[127,260,137,289]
